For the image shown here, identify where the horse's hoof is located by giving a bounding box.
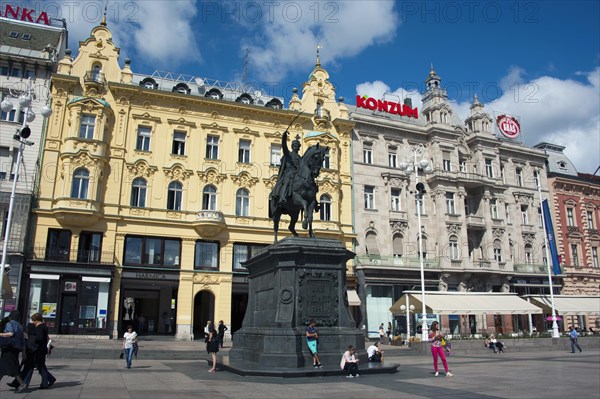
[302,221,308,229]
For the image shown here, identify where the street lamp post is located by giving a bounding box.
[400,302,415,345]
[399,144,432,342]
[537,179,560,338]
[0,78,52,315]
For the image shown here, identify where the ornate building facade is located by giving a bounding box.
[23,20,354,339]
[351,68,560,337]
[0,14,67,315]
[535,143,600,329]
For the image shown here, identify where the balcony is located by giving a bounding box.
[192,210,226,236]
[29,247,116,265]
[84,70,106,88]
[63,137,109,159]
[514,263,548,274]
[51,198,102,227]
[466,215,486,229]
[355,255,440,269]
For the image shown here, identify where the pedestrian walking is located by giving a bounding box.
[428,321,453,377]
[122,325,138,369]
[569,326,583,353]
[0,311,27,392]
[30,313,56,389]
[305,320,322,368]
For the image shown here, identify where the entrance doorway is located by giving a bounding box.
[231,293,248,333]
[59,294,77,334]
[193,291,214,340]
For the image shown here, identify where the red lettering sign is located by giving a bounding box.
[1,5,50,25]
[355,95,418,119]
[496,114,521,139]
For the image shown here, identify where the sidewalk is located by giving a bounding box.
[1,339,598,398]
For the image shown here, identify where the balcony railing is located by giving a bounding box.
[355,255,440,269]
[84,70,106,85]
[29,247,116,264]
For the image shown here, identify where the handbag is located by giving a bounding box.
[441,338,446,346]
[119,350,124,359]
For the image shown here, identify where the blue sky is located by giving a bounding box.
[23,0,600,173]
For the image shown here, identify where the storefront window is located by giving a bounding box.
[163,240,180,266]
[28,277,60,328]
[79,280,109,329]
[144,238,162,264]
[124,236,181,268]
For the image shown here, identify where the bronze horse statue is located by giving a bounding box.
[269,143,329,241]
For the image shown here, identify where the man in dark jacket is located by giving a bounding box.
[0,311,26,392]
[30,313,55,389]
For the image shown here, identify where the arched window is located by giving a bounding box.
[319,194,331,221]
[509,241,515,261]
[419,234,428,259]
[365,232,380,256]
[449,236,459,260]
[131,177,147,208]
[524,243,533,264]
[494,240,502,262]
[236,188,249,216]
[71,168,89,199]
[91,63,102,82]
[167,181,183,211]
[392,234,403,258]
[202,185,217,211]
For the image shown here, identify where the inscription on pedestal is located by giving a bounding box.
[306,280,335,317]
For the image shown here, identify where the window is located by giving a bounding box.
[322,151,330,169]
[538,206,543,226]
[493,240,502,262]
[365,232,380,255]
[364,186,375,209]
[520,205,529,225]
[485,159,494,178]
[172,131,186,155]
[443,153,451,171]
[592,247,599,268]
[363,144,372,164]
[236,188,250,216]
[0,66,8,76]
[515,168,523,186]
[233,243,267,270]
[136,126,151,151]
[388,151,397,168]
[79,114,96,139]
[391,189,401,211]
[71,168,89,199]
[459,159,467,172]
[0,101,16,121]
[270,144,282,166]
[416,197,424,215]
[567,208,575,226]
[419,235,428,259]
[11,66,21,77]
[505,204,511,223]
[167,181,183,211]
[0,146,10,179]
[202,185,217,210]
[490,199,498,219]
[524,244,533,264]
[194,241,219,269]
[464,198,470,215]
[500,164,505,183]
[587,211,595,229]
[449,237,459,260]
[393,234,403,258]
[319,194,332,221]
[124,236,180,267]
[206,135,219,159]
[238,139,251,163]
[78,231,102,263]
[571,244,579,266]
[130,177,147,208]
[445,192,455,214]
[533,170,540,187]
[8,31,19,38]
[46,229,71,261]
[24,69,34,78]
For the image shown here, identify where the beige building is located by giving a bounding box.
[350,68,560,337]
[24,20,354,339]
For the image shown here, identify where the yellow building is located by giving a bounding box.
[24,20,354,339]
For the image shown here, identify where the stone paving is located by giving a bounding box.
[0,338,598,398]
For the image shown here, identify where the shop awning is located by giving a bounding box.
[390,291,543,315]
[347,290,361,306]
[1,276,13,299]
[525,295,600,316]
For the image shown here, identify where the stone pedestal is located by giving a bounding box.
[230,237,364,368]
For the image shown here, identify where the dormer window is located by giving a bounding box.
[22,33,31,40]
[173,83,190,95]
[205,89,222,100]
[235,94,253,105]
[265,99,282,109]
[140,78,157,90]
[8,31,18,38]
[558,161,567,170]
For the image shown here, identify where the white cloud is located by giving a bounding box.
[243,1,399,82]
[356,67,600,173]
[50,1,200,67]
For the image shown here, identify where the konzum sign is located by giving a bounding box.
[356,95,418,119]
[1,4,50,25]
[496,114,521,139]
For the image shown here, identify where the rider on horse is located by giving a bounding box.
[270,131,302,206]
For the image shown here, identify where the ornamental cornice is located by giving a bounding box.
[446,223,461,235]
[390,220,408,235]
[201,122,229,132]
[197,168,227,185]
[132,112,162,124]
[233,126,260,136]
[126,160,158,178]
[163,164,194,181]
[522,233,536,244]
[230,171,259,188]
[382,172,407,187]
[492,228,505,238]
[193,273,220,287]
[167,117,196,128]
[263,176,278,190]
[319,179,339,194]
[513,191,534,205]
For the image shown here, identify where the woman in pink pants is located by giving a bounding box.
[428,321,453,377]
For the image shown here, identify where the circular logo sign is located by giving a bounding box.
[496,114,521,139]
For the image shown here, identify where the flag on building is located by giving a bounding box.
[542,200,561,275]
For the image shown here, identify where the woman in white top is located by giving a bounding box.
[122,325,138,369]
[340,345,359,378]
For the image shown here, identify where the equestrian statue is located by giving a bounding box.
[269,126,329,242]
